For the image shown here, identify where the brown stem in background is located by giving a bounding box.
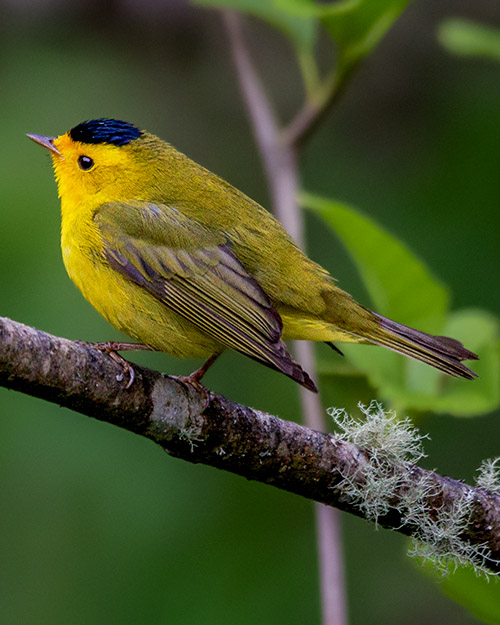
[281,65,355,151]
[222,11,347,625]
[222,11,302,244]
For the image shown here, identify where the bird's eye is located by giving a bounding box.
[78,155,94,171]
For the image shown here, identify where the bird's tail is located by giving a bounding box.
[366,312,478,379]
[320,287,478,379]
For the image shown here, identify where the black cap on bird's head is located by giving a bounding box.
[27,118,148,205]
[69,118,142,146]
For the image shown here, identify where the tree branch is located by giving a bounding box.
[1,314,500,574]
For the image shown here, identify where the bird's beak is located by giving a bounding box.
[26,133,62,156]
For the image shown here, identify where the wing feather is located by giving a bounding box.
[95,201,317,391]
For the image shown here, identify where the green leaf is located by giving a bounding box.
[419,310,500,416]
[382,310,500,417]
[427,566,500,625]
[304,193,500,416]
[276,0,412,75]
[439,19,500,63]
[302,192,449,326]
[275,0,359,19]
[302,191,449,403]
[194,0,317,54]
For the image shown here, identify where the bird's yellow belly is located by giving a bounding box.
[61,239,220,359]
[279,310,360,343]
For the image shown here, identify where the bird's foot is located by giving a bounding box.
[172,353,221,393]
[107,350,136,389]
[76,341,152,389]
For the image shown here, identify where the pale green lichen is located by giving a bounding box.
[329,401,495,575]
[178,423,204,452]
[329,401,428,523]
[407,494,493,576]
[476,457,500,494]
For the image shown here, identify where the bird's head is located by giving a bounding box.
[27,119,161,208]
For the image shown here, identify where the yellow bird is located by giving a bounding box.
[28,119,478,392]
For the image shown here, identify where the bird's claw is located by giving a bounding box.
[75,340,136,389]
[107,350,135,389]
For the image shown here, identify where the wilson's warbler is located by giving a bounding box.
[28,118,478,392]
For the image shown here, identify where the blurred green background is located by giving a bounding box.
[1,1,500,623]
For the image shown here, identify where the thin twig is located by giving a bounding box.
[222,10,303,245]
[1,315,500,574]
[281,65,357,150]
[223,12,348,624]
[315,504,348,625]
[298,343,347,625]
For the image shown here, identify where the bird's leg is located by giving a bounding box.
[76,341,154,389]
[176,352,221,388]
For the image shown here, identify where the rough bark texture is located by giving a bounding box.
[1,315,500,573]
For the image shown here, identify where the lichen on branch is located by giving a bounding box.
[330,402,500,574]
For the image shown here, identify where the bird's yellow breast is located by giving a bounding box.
[60,202,220,359]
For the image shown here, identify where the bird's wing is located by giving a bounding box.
[94,201,317,391]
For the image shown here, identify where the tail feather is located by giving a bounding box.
[370,313,478,379]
